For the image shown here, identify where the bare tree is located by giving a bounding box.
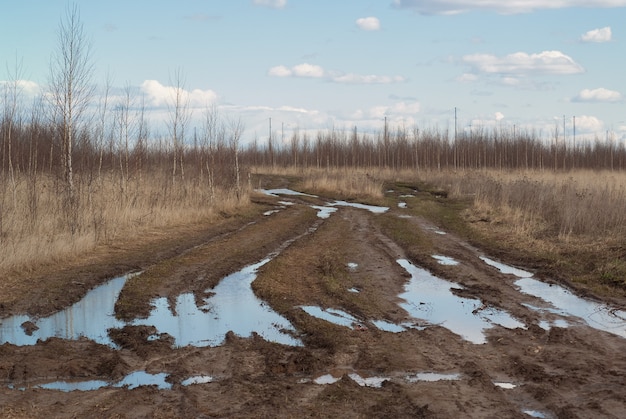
[48,3,94,228]
[202,102,220,200]
[2,55,26,203]
[167,68,191,183]
[228,117,245,200]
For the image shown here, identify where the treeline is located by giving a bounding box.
[3,113,626,186]
[243,124,626,171]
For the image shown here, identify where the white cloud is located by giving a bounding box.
[140,80,218,109]
[292,63,325,78]
[392,0,626,15]
[268,65,293,77]
[573,115,604,133]
[573,88,622,102]
[462,50,584,75]
[495,112,504,121]
[268,64,405,84]
[365,101,421,119]
[252,0,286,9]
[581,26,612,43]
[0,79,41,97]
[356,17,381,31]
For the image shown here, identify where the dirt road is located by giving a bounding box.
[1,177,625,418]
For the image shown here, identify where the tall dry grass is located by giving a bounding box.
[0,170,249,274]
[252,166,385,200]
[413,169,626,241]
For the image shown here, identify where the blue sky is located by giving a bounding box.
[1,0,625,145]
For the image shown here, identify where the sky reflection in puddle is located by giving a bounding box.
[328,200,389,214]
[405,372,461,383]
[481,256,626,338]
[432,255,459,266]
[133,259,302,347]
[0,273,137,347]
[397,259,525,344]
[310,205,337,219]
[257,188,317,197]
[12,371,219,392]
[300,306,360,329]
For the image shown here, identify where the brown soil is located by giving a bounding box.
[1,177,625,418]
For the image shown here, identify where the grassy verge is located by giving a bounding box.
[401,169,626,299]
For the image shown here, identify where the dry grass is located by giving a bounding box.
[0,170,250,275]
[398,169,626,294]
[412,169,626,240]
[252,166,385,201]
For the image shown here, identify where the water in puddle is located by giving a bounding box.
[310,205,337,219]
[12,370,172,392]
[480,256,533,278]
[311,373,388,387]
[300,306,361,329]
[397,259,525,344]
[523,410,548,418]
[481,256,626,338]
[329,200,389,214]
[348,373,389,388]
[257,188,317,197]
[181,375,214,385]
[405,372,461,382]
[515,277,626,338]
[0,273,138,347]
[494,381,517,389]
[372,319,406,333]
[398,202,407,208]
[133,259,302,347]
[37,379,110,392]
[432,255,459,266]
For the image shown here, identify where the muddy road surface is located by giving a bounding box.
[1,178,625,418]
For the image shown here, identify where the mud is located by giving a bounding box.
[1,176,625,418]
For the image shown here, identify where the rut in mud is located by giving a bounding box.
[1,179,625,419]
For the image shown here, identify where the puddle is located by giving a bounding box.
[181,375,214,386]
[494,381,518,389]
[12,370,172,392]
[372,319,406,333]
[405,372,461,383]
[257,188,317,198]
[133,259,302,347]
[432,255,459,266]
[0,273,138,347]
[397,259,525,344]
[328,200,389,214]
[36,379,110,392]
[523,410,548,418]
[481,256,626,338]
[538,318,570,330]
[480,256,533,278]
[348,373,389,388]
[263,209,281,216]
[313,374,340,385]
[347,262,358,271]
[115,371,171,390]
[348,287,361,293]
[310,205,337,219]
[515,277,626,338]
[300,306,364,330]
[311,373,388,387]
[398,202,407,208]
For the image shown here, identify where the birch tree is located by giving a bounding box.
[48,3,94,229]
